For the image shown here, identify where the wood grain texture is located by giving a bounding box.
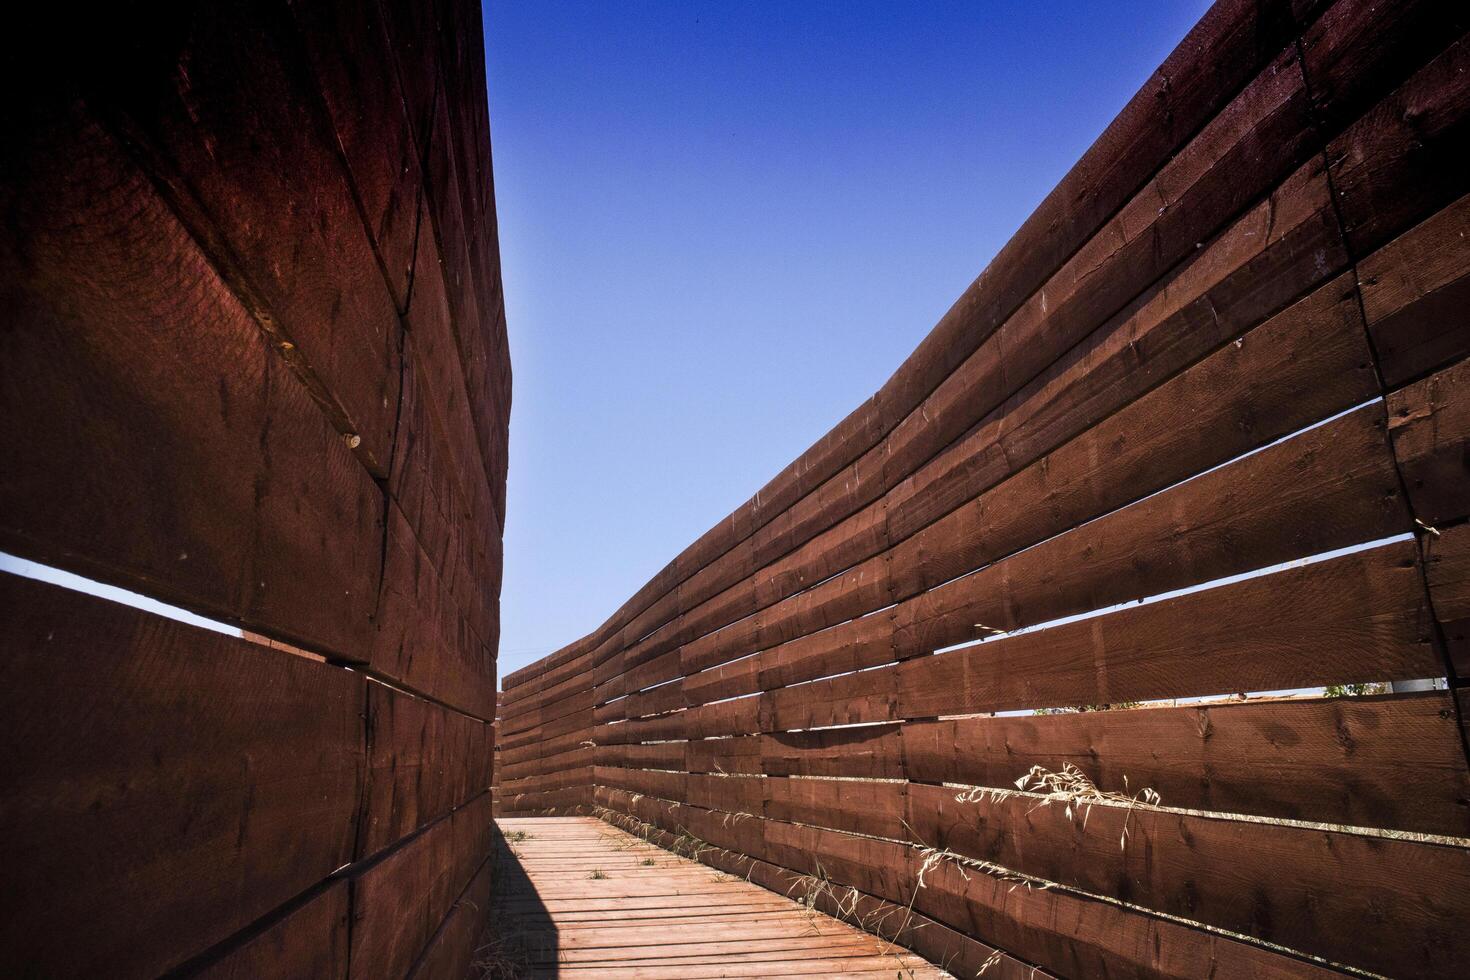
[1358,192,1470,387]
[1424,522,1470,677]
[902,692,1470,836]
[360,683,495,858]
[4,3,505,978]
[1387,354,1470,527]
[0,100,383,660]
[0,575,363,978]
[894,541,1436,718]
[348,792,493,980]
[493,817,951,977]
[192,881,351,980]
[88,0,405,473]
[405,856,494,980]
[908,780,1470,977]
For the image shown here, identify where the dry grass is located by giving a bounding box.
[587,869,608,880]
[468,929,531,980]
[956,762,1162,850]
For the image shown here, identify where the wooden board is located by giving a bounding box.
[359,682,495,857]
[893,541,1435,718]
[0,100,383,662]
[906,781,1470,977]
[1424,523,1470,676]
[1387,354,1470,527]
[0,575,362,978]
[192,881,351,980]
[87,0,405,473]
[348,792,494,980]
[902,692,1470,836]
[492,817,949,978]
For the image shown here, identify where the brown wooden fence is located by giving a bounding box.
[1,2,506,976]
[495,0,1470,975]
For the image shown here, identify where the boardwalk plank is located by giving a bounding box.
[489,817,950,978]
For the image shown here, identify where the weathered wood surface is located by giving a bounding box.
[3,0,508,975]
[0,576,362,978]
[492,817,954,978]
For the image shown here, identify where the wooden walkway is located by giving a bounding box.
[489,817,949,978]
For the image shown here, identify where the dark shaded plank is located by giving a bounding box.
[1387,355,1470,527]
[1358,192,1470,387]
[1327,32,1470,260]
[405,856,493,980]
[87,0,404,472]
[348,792,493,980]
[289,0,421,308]
[360,683,495,858]
[0,100,383,661]
[1424,522,1470,677]
[191,881,350,980]
[0,575,363,978]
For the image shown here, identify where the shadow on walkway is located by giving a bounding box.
[475,823,557,978]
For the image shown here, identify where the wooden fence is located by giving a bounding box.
[1,2,506,976]
[495,0,1470,975]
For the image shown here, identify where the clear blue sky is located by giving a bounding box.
[484,0,1213,679]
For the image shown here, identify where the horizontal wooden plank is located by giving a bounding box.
[1327,31,1470,261]
[360,682,494,858]
[738,258,1378,700]
[496,745,593,783]
[907,779,1470,977]
[496,766,595,798]
[194,881,350,980]
[0,574,362,978]
[759,407,1417,730]
[903,692,1470,837]
[1424,523,1470,677]
[89,1,404,473]
[1358,192,1470,387]
[499,707,594,751]
[913,843,1339,979]
[348,792,493,980]
[498,786,594,812]
[676,149,1350,683]
[894,540,1436,718]
[764,777,907,839]
[0,100,383,662]
[762,725,905,778]
[885,394,1407,660]
[1387,354,1470,527]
